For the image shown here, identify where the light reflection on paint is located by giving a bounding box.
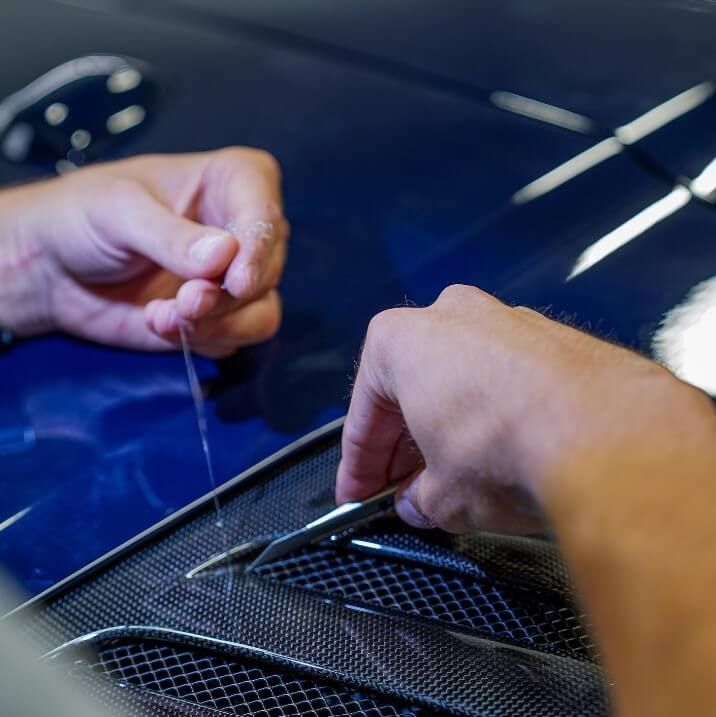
[567,186,691,280]
[690,157,716,202]
[513,138,622,204]
[615,82,715,145]
[512,82,715,205]
[653,276,716,396]
[0,507,32,533]
[490,91,594,134]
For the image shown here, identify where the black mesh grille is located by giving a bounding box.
[77,640,428,716]
[252,544,594,661]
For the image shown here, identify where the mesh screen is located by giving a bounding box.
[252,543,594,661]
[74,640,427,717]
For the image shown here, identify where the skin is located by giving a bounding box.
[0,147,288,357]
[337,284,716,716]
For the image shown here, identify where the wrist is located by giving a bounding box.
[0,182,58,337]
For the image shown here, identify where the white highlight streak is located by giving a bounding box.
[616,82,714,145]
[0,507,31,533]
[490,91,593,133]
[567,186,691,280]
[512,138,622,204]
[691,157,716,201]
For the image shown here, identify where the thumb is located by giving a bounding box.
[91,182,238,279]
[395,469,435,529]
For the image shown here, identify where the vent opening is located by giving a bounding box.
[71,639,429,717]
[250,543,594,662]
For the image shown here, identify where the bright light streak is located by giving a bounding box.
[690,157,716,201]
[490,91,594,133]
[567,186,691,280]
[615,82,714,145]
[0,507,31,533]
[350,540,383,550]
[653,276,716,396]
[513,82,714,206]
[512,138,622,204]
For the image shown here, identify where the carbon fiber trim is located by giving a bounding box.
[248,541,594,661]
[59,636,430,716]
[20,425,609,716]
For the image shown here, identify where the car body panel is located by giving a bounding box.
[130,0,716,129]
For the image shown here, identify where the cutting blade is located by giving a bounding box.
[246,483,400,572]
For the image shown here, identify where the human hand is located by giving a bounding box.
[336,284,703,534]
[0,148,288,357]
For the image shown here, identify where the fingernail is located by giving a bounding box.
[165,306,179,333]
[230,264,258,297]
[189,233,233,266]
[395,491,432,529]
[192,291,210,318]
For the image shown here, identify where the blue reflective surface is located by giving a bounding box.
[1,0,715,599]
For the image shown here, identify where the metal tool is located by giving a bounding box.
[246,483,400,572]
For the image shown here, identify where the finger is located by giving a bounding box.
[395,470,434,530]
[388,428,423,482]
[90,180,238,280]
[336,315,405,504]
[396,469,471,533]
[174,279,224,321]
[175,239,287,322]
[145,298,180,336]
[199,150,287,299]
[148,290,281,354]
[396,466,545,535]
[224,215,289,299]
[62,292,177,351]
[185,290,282,357]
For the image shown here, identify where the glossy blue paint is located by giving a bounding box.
[141,0,716,128]
[0,0,715,600]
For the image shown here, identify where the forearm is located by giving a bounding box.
[0,183,56,336]
[546,381,716,716]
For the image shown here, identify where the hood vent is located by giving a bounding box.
[250,540,594,662]
[69,638,428,717]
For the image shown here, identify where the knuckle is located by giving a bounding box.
[513,304,541,319]
[254,149,282,178]
[436,283,487,305]
[364,308,403,354]
[434,284,503,318]
[227,147,281,180]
